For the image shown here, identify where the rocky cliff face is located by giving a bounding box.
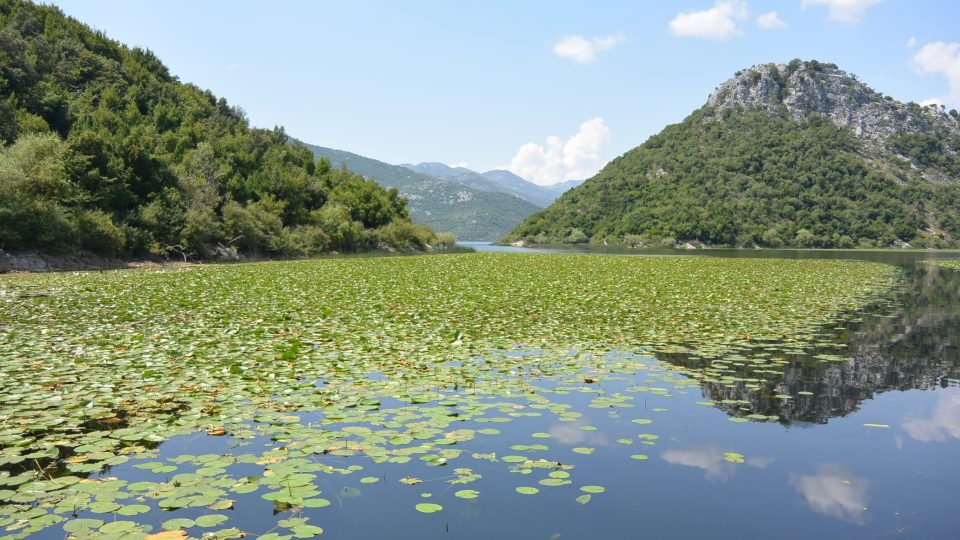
[707,60,960,150]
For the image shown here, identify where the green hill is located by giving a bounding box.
[507,60,960,249]
[300,143,541,241]
[0,0,441,260]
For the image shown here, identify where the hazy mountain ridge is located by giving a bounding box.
[402,163,582,207]
[507,60,960,249]
[300,144,541,241]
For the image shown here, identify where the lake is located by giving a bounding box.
[1,249,958,540]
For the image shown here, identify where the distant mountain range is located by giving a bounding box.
[298,143,580,241]
[401,163,582,208]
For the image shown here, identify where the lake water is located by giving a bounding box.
[14,246,960,540]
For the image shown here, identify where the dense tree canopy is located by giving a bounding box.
[0,0,442,258]
[507,106,960,249]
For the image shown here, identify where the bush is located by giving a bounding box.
[223,198,285,253]
[286,225,330,256]
[372,220,436,250]
[434,232,456,249]
[795,228,817,248]
[658,237,677,249]
[565,228,588,244]
[761,227,783,247]
[623,234,646,248]
[77,209,126,255]
[312,204,364,252]
[180,207,223,254]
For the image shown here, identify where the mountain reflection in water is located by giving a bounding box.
[660,262,960,424]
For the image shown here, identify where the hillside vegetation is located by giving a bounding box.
[0,0,443,259]
[508,61,960,249]
[301,143,541,241]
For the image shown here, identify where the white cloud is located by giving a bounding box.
[507,118,612,186]
[906,36,917,48]
[801,0,882,23]
[911,41,960,108]
[668,1,749,41]
[756,11,788,30]
[448,161,469,169]
[789,464,870,524]
[553,34,625,64]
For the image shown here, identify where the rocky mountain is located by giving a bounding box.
[299,144,541,241]
[508,60,960,248]
[403,163,582,207]
[709,60,957,150]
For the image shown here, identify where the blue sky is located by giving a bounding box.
[47,0,960,185]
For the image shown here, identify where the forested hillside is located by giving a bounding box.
[508,61,960,249]
[301,142,541,241]
[0,0,442,259]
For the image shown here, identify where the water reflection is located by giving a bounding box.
[665,263,960,424]
[548,423,609,446]
[661,446,773,482]
[902,388,960,442]
[789,464,871,524]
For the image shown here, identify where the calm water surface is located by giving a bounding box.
[23,247,960,539]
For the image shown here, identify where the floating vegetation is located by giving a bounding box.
[0,253,899,537]
[932,260,960,271]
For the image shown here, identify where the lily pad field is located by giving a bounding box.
[2,253,959,539]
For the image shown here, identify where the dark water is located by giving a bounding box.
[20,248,960,540]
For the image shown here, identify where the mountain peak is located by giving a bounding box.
[508,59,960,249]
[707,59,959,145]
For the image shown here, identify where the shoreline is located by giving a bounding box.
[0,246,474,275]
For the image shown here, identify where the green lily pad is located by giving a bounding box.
[195,514,229,528]
[415,503,443,514]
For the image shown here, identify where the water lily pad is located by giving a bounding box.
[100,521,139,534]
[195,514,229,528]
[162,518,196,531]
[291,524,324,538]
[63,519,105,533]
[415,503,443,513]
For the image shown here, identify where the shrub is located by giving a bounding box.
[77,209,126,255]
[372,220,436,250]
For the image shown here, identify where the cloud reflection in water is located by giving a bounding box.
[902,388,960,443]
[789,464,870,524]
